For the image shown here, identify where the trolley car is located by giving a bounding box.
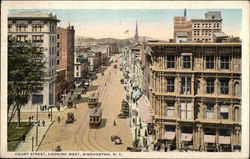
[88,93,98,108]
[89,107,102,128]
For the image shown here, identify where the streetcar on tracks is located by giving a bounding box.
[89,107,102,128]
[88,93,98,108]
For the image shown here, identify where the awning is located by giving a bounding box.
[181,133,193,142]
[219,136,231,144]
[137,95,152,123]
[163,131,176,140]
[204,135,216,143]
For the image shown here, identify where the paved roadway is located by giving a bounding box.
[37,54,133,151]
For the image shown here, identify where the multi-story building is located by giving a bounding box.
[173,16,192,42]
[140,42,241,152]
[173,11,223,43]
[191,11,222,43]
[74,52,90,81]
[56,25,75,92]
[8,11,59,108]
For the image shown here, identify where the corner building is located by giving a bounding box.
[141,42,241,152]
[8,11,59,108]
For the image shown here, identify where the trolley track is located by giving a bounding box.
[74,68,112,151]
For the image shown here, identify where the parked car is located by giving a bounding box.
[66,112,74,124]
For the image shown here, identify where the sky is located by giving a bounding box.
[10,9,242,40]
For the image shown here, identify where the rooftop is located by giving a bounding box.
[8,11,59,21]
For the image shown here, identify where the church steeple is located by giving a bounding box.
[134,20,139,43]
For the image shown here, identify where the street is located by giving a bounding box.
[37,54,132,151]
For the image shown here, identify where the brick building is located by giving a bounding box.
[140,42,241,152]
[56,25,75,92]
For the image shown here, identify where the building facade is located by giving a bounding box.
[173,11,223,43]
[141,42,241,152]
[56,25,75,92]
[8,11,59,108]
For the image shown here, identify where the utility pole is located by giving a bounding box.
[36,106,38,146]
[51,106,53,122]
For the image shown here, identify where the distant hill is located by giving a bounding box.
[76,35,164,48]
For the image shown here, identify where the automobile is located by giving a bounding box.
[127,147,141,152]
[111,135,121,142]
[81,88,87,94]
[67,101,73,108]
[76,93,81,100]
[66,112,75,124]
[120,79,124,84]
[117,113,127,119]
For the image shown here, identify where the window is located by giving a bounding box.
[180,77,191,94]
[76,66,79,70]
[8,25,12,32]
[206,56,214,69]
[32,35,43,43]
[166,78,175,92]
[32,94,43,104]
[166,55,175,68]
[16,35,28,42]
[220,79,229,94]
[165,102,175,116]
[234,82,240,96]
[16,25,27,32]
[8,35,12,42]
[234,107,240,122]
[220,105,229,119]
[180,102,192,120]
[221,56,229,69]
[57,51,59,56]
[212,15,215,19]
[205,104,214,119]
[32,25,43,32]
[76,72,79,76]
[206,79,215,94]
[183,56,191,68]
[57,59,60,65]
[57,34,60,39]
[57,42,60,48]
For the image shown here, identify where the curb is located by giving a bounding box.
[36,120,55,151]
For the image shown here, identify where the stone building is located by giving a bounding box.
[56,25,75,92]
[173,11,223,43]
[8,11,59,108]
[140,42,241,152]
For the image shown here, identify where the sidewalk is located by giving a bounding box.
[16,120,54,151]
[20,86,83,113]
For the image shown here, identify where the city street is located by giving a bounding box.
[37,54,133,151]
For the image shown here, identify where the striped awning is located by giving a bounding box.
[163,131,176,140]
[137,95,152,123]
[219,136,231,144]
[181,133,193,141]
[204,135,216,143]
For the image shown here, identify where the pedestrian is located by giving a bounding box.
[42,120,45,126]
[45,105,47,110]
[57,116,60,123]
[48,113,51,119]
[113,120,116,126]
[31,116,34,120]
[28,116,31,123]
[74,104,76,109]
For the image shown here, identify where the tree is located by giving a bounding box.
[8,39,46,127]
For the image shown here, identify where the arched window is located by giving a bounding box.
[234,82,240,96]
[234,107,240,122]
